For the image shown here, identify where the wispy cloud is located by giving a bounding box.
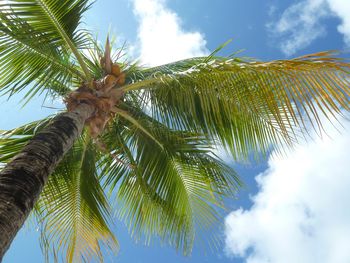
[224,114,350,263]
[267,0,350,56]
[131,0,208,66]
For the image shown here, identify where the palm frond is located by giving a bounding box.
[0,0,90,48]
[14,0,90,76]
[99,107,241,254]
[0,16,81,100]
[115,109,164,149]
[123,51,350,159]
[80,36,105,80]
[0,0,92,98]
[0,118,52,165]
[35,135,118,263]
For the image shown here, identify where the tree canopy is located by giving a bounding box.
[0,0,349,262]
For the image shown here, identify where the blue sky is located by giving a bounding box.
[2,0,350,262]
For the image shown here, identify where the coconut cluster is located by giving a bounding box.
[65,63,126,138]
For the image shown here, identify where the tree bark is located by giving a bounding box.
[0,103,95,261]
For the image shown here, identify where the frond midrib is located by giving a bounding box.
[35,0,91,81]
[68,139,88,263]
[0,31,83,79]
[116,110,164,149]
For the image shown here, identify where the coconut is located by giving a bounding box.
[112,63,121,76]
[103,74,118,87]
[117,73,126,85]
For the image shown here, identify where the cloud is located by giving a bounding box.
[327,0,350,45]
[267,0,350,55]
[224,114,350,263]
[131,0,208,66]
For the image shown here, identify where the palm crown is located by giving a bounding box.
[0,0,349,262]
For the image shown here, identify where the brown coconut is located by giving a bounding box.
[117,72,126,85]
[103,74,118,87]
[112,63,121,76]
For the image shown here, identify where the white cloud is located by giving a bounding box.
[268,0,350,55]
[327,0,350,45]
[131,0,208,66]
[224,115,350,263]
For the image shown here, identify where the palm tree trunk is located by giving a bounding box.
[0,103,95,260]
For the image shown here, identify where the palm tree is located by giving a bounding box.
[0,0,349,261]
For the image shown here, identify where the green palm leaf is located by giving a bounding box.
[35,135,118,262]
[0,118,51,164]
[0,0,92,99]
[99,106,241,254]
[123,52,350,159]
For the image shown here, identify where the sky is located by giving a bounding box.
[2,0,350,262]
